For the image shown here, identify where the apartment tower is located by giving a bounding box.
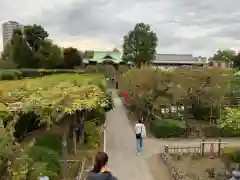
[2,21,24,48]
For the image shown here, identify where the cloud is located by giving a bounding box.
[1,0,240,56]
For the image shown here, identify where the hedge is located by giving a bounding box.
[0,68,85,80]
[35,133,62,155]
[28,146,60,179]
[150,119,186,138]
[221,147,240,163]
[203,125,240,137]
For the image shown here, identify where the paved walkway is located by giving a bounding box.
[105,92,240,180]
[105,95,154,180]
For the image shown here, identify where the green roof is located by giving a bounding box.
[92,51,122,63]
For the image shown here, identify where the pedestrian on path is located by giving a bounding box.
[134,119,146,155]
[86,151,117,180]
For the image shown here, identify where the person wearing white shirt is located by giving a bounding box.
[134,119,146,155]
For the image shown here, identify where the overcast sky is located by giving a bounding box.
[1,0,240,56]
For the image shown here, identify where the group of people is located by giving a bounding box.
[85,119,147,180]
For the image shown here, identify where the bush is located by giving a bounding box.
[221,147,240,163]
[28,146,60,179]
[203,125,221,137]
[0,70,22,80]
[35,133,62,155]
[150,119,185,138]
[104,92,115,112]
[203,125,240,137]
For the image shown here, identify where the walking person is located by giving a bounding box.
[134,119,146,155]
[86,151,117,180]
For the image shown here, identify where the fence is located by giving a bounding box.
[164,138,228,156]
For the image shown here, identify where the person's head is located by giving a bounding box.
[92,151,108,173]
[138,119,143,124]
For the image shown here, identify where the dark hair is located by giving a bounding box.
[92,151,108,173]
[138,119,143,123]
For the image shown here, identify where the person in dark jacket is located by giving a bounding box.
[86,151,117,180]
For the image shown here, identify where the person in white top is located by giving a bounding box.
[134,119,146,155]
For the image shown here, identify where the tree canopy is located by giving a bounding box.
[1,24,82,69]
[122,23,158,68]
[211,49,236,62]
[62,47,83,68]
[232,53,240,69]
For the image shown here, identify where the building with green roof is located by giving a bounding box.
[83,51,124,64]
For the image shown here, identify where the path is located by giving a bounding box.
[105,92,240,180]
[105,93,156,180]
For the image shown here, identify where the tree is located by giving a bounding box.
[35,40,63,68]
[211,49,236,62]
[232,53,240,69]
[62,47,82,68]
[122,23,158,68]
[24,24,49,52]
[83,50,94,59]
[11,29,35,68]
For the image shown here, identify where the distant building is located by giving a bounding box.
[152,54,207,68]
[83,51,208,68]
[83,51,123,64]
[2,21,24,48]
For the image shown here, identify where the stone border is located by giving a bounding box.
[161,152,184,180]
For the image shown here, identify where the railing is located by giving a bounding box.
[161,152,184,180]
[165,145,201,154]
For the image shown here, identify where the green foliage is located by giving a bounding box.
[220,108,240,132]
[2,24,84,69]
[83,50,94,59]
[11,29,35,68]
[28,146,60,179]
[24,24,49,52]
[233,53,240,68]
[119,67,234,122]
[122,23,158,67]
[35,133,62,155]
[0,74,107,126]
[35,40,63,68]
[203,125,221,137]
[104,92,115,112]
[150,119,185,138]
[84,121,100,148]
[211,49,236,62]
[203,125,240,137]
[222,147,240,163]
[0,122,49,180]
[0,70,22,80]
[62,47,83,68]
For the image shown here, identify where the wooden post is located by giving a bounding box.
[62,128,68,179]
[218,138,222,156]
[164,145,169,153]
[201,138,205,156]
[72,113,77,155]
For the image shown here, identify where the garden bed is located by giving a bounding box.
[171,153,239,180]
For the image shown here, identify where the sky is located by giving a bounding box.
[1,0,240,56]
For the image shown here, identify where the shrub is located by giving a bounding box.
[84,121,100,148]
[104,92,115,112]
[203,125,240,137]
[203,125,221,137]
[220,108,240,132]
[221,147,240,163]
[150,119,185,138]
[0,70,22,80]
[35,133,62,155]
[28,146,60,180]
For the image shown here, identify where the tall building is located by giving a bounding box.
[2,21,24,48]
